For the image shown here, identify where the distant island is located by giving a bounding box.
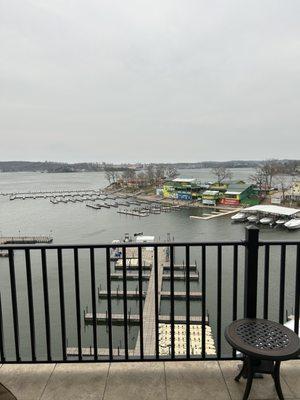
[0,160,299,173]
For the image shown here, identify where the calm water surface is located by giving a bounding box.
[0,170,299,360]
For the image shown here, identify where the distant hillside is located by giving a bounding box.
[0,160,299,173]
[0,161,105,173]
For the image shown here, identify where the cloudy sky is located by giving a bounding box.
[1,0,299,163]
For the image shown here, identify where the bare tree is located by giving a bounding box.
[155,165,166,182]
[250,169,266,196]
[260,160,280,188]
[137,171,147,187]
[250,160,281,195]
[122,168,136,183]
[110,169,119,183]
[104,168,113,184]
[145,165,155,184]
[211,167,232,185]
[274,174,294,203]
[165,166,178,180]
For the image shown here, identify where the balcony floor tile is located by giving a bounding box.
[165,361,230,400]
[103,362,166,400]
[281,360,300,398]
[219,360,296,400]
[0,361,299,400]
[0,364,54,400]
[40,363,109,400]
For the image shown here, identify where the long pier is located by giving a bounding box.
[84,313,208,325]
[0,235,53,244]
[83,243,210,356]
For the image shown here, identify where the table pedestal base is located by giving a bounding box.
[234,357,284,400]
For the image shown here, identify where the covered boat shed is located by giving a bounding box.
[243,205,300,217]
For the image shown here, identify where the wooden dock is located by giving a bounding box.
[0,235,53,244]
[66,347,135,357]
[190,208,240,220]
[109,272,199,281]
[98,290,202,300]
[163,264,197,271]
[110,272,151,280]
[162,273,199,281]
[84,312,209,325]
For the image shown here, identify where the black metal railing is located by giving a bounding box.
[0,227,299,363]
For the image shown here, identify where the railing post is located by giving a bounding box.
[244,226,259,319]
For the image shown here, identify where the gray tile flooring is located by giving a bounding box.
[0,361,299,400]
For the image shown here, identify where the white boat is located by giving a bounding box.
[284,219,300,230]
[276,219,286,226]
[231,212,247,222]
[260,217,273,224]
[247,215,259,223]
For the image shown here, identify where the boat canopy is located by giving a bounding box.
[243,205,300,217]
[135,235,155,243]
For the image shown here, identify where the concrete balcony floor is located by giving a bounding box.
[0,360,299,400]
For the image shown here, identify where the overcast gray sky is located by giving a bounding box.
[1,0,299,163]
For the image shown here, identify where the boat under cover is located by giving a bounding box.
[231,212,247,222]
[284,219,300,230]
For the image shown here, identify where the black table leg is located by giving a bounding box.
[242,359,254,400]
[235,359,247,381]
[272,361,284,400]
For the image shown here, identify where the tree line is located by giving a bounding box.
[105,165,179,187]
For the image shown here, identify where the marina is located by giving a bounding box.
[0,170,299,362]
[231,205,300,229]
[82,235,210,357]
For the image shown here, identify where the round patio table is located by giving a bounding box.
[225,318,300,400]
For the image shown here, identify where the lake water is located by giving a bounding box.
[0,169,299,360]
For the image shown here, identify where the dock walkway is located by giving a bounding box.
[84,313,208,325]
[0,235,53,244]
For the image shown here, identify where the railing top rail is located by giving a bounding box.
[259,240,300,246]
[0,240,246,250]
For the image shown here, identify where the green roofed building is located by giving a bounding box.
[219,183,257,206]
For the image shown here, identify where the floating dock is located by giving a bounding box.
[98,290,202,300]
[84,312,208,325]
[0,235,53,244]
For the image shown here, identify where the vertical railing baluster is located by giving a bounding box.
[170,245,175,359]
[232,245,238,358]
[279,245,286,324]
[41,249,51,361]
[263,245,270,320]
[244,227,259,318]
[185,245,190,359]
[138,246,144,359]
[217,245,222,358]
[294,244,299,335]
[106,247,113,360]
[74,248,82,361]
[0,294,5,362]
[201,245,206,359]
[25,249,36,361]
[90,248,98,360]
[8,249,20,362]
[122,247,128,359]
[154,246,159,359]
[57,248,67,361]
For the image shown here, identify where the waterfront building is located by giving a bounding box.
[162,178,204,200]
[286,180,300,203]
[201,190,220,205]
[219,183,256,206]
